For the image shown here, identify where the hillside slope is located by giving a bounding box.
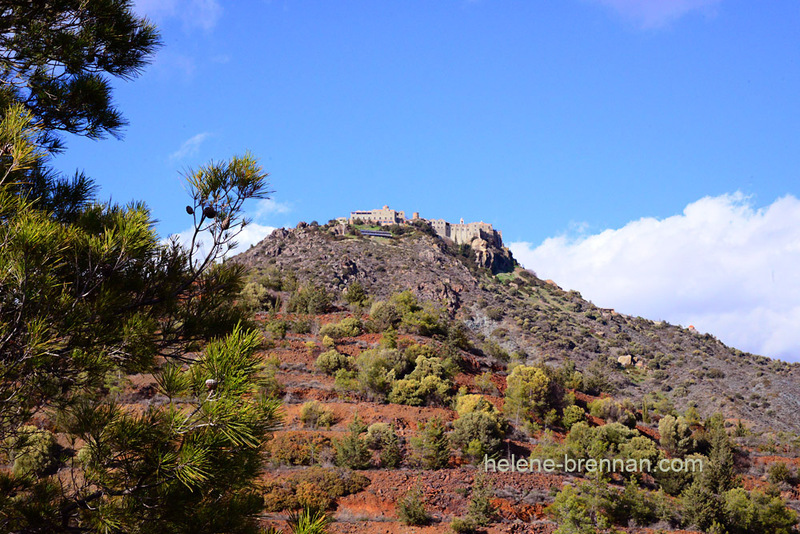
[234,222,800,435]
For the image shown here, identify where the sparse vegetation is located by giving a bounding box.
[451,395,506,461]
[318,317,362,339]
[410,417,451,470]
[300,401,337,429]
[262,467,370,512]
[504,364,565,430]
[397,483,431,526]
[334,415,371,470]
[289,284,334,314]
[315,349,352,374]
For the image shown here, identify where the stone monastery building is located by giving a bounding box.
[345,205,503,246]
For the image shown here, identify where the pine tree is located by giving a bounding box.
[702,424,738,494]
[409,417,450,470]
[334,414,371,470]
[0,0,161,144]
[0,104,279,532]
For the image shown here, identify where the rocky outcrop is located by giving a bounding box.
[470,236,515,274]
[235,226,484,311]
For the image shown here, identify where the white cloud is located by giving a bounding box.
[235,222,278,251]
[509,193,800,362]
[254,198,291,218]
[168,222,277,262]
[169,132,210,162]
[588,0,722,28]
[135,0,222,31]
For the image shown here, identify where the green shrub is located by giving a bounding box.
[379,327,398,348]
[535,421,653,484]
[652,453,703,496]
[262,355,284,398]
[365,422,402,468]
[721,487,797,534]
[291,319,313,334]
[333,368,359,392]
[465,473,495,526]
[706,368,725,379]
[9,425,58,477]
[451,411,505,461]
[343,281,368,306]
[300,401,336,429]
[402,343,437,371]
[450,517,478,533]
[454,394,497,417]
[409,417,450,470]
[549,478,660,531]
[239,281,280,312]
[354,349,396,400]
[267,432,333,466]
[767,462,794,485]
[588,398,636,427]
[262,467,370,512]
[548,481,612,533]
[315,349,352,375]
[286,508,331,534]
[334,415,371,470]
[401,306,447,337]
[504,364,564,428]
[658,415,696,457]
[369,300,401,331]
[288,285,333,314]
[451,396,505,461]
[265,319,289,339]
[388,354,454,406]
[318,317,362,339]
[485,307,503,320]
[363,347,411,377]
[379,430,402,468]
[581,362,615,395]
[369,291,447,337]
[609,480,658,526]
[397,484,431,526]
[389,376,451,407]
[562,405,585,430]
[365,423,393,449]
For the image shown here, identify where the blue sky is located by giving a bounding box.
[52,1,800,361]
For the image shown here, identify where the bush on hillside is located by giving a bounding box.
[318,317,362,339]
[334,415,371,470]
[239,281,280,313]
[262,467,369,512]
[409,417,450,470]
[397,484,431,526]
[343,281,368,306]
[8,426,59,477]
[504,364,564,429]
[315,349,352,375]
[365,422,403,468]
[300,401,336,429]
[266,432,333,466]
[288,284,333,314]
[388,354,454,406]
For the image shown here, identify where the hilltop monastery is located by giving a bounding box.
[341,205,503,247]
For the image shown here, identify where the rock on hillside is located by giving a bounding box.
[234,223,800,434]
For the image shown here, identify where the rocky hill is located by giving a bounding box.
[235,221,800,435]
